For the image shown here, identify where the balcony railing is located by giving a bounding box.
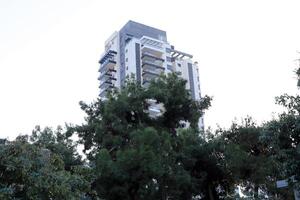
[99,85,115,98]
[98,69,117,81]
[143,65,164,75]
[99,50,117,64]
[141,52,164,62]
[99,75,117,84]
[98,72,112,80]
[142,60,164,69]
[99,59,116,73]
[142,69,160,80]
[141,37,163,50]
[142,57,164,67]
[99,80,113,90]
[142,69,160,76]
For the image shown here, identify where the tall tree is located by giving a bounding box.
[220,118,278,199]
[261,67,300,193]
[69,74,212,200]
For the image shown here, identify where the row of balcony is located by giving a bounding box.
[141,54,165,86]
[99,50,117,98]
[98,68,117,81]
[99,50,117,73]
[141,52,164,62]
[140,44,165,87]
[99,79,115,98]
[140,38,164,87]
[99,62,117,96]
[99,50,117,64]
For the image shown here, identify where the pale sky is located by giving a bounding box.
[0,0,299,139]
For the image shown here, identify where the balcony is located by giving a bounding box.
[140,37,164,61]
[99,50,117,73]
[99,83,115,98]
[99,50,117,64]
[98,75,117,82]
[141,37,164,50]
[142,54,164,68]
[143,69,161,77]
[98,72,112,80]
[142,64,164,76]
[98,69,117,81]
[99,59,116,73]
[142,74,157,86]
[98,50,117,98]
[142,65,163,81]
[99,75,117,85]
[141,46,163,58]
[141,52,164,62]
[99,80,113,89]
[142,59,165,86]
[142,60,164,70]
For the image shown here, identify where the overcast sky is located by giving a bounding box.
[0,0,299,139]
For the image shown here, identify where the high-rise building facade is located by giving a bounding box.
[98,20,203,129]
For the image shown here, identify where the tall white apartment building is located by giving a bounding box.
[98,21,204,129]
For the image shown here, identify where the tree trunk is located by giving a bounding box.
[128,184,139,200]
[208,185,215,200]
[254,185,259,200]
[207,183,219,200]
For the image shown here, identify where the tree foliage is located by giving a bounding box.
[1,68,300,199]
[0,128,90,199]
[262,67,300,187]
[70,74,213,199]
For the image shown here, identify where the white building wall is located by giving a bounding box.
[124,39,139,79]
[192,63,201,100]
[104,31,119,52]
[181,60,191,90]
[165,45,174,74]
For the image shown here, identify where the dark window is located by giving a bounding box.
[188,63,196,99]
[135,43,141,83]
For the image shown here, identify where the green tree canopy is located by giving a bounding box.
[69,74,212,200]
[0,130,90,199]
